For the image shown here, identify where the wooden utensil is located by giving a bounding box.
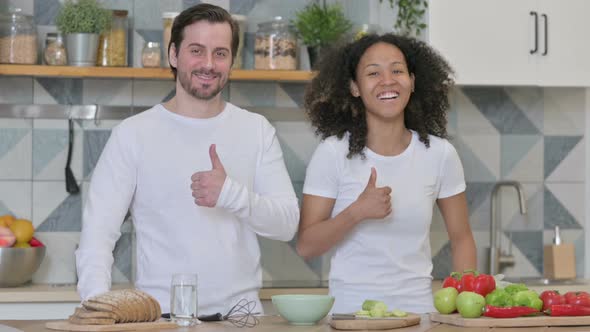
[430,312,590,327]
[330,313,421,330]
[45,320,176,331]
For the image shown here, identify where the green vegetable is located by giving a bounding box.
[292,3,352,48]
[369,302,388,317]
[513,290,542,310]
[391,309,408,317]
[504,283,528,295]
[485,289,514,307]
[355,310,370,316]
[362,300,381,311]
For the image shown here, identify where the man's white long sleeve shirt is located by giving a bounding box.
[76,103,299,314]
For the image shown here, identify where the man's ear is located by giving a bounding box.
[169,43,178,67]
[411,73,415,92]
[350,80,360,97]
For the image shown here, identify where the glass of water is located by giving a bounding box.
[170,273,199,326]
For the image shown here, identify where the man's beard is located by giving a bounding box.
[179,68,227,100]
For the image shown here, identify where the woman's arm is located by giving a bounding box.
[296,194,361,259]
[297,168,392,259]
[437,192,477,272]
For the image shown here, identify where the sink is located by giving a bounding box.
[502,277,588,286]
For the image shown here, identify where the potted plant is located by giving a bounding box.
[56,0,111,66]
[292,1,352,68]
[379,0,428,37]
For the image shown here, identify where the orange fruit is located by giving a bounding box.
[9,219,34,244]
[13,242,31,248]
[0,215,15,228]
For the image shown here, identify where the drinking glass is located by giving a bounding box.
[170,273,199,326]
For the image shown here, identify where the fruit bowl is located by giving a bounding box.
[272,294,335,325]
[0,246,46,287]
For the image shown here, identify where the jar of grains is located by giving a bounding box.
[162,12,179,68]
[0,8,38,64]
[97,10,128,67]
[43,32,67,65]
[142,41,161,68]
[254,16,297,70]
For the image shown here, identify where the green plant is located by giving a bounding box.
[380,0,428,37]
[293,1,352,48]
[56,0,111,34]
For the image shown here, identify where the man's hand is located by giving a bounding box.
[352,167,392,221]
[191,144,227,207]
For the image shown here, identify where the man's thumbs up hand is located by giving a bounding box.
[209,143,225,171]
[352,167,392,221]
[191,144,227,207]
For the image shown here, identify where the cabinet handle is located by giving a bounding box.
[530,11,538,54]
[542,13,548,55]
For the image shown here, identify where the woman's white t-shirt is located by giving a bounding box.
[302,130,465,314]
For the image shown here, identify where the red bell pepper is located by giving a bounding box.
[483,305,540,318]
[442,272,461,289]
[546,304,590,316]
[458,270,476,293]
[540,290,566,311]
[564,291,590,307]
[472,273,495,297]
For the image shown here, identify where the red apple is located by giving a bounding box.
[0,226,16,248]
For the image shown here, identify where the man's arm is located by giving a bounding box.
[75,126,136,300]
[215,123,299,241]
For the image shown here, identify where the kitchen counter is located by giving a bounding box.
[0,282,329,303]
[2,316,589,332]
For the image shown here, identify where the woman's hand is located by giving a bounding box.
[352,167,392,221]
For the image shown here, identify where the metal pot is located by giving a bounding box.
[66,33,99,67]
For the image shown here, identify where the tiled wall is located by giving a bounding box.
[0,0,586,286]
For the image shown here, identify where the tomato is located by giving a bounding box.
[540,290,566,311]
[459,272,476,293]
[564,291,590,307]
[472,274,495,297]
[442,272,461,289]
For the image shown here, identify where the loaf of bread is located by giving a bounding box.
[69,289,161,325]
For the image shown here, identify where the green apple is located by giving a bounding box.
[456,291,485,318]
[434,287,459,314]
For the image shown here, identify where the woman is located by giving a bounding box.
[297,33,477,314]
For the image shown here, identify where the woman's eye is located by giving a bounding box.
[368,72,378,76]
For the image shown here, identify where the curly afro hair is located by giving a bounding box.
[304,33,454,158]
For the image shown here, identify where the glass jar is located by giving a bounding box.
[254,16,297,70]
[43,32,67,65]
[162,12,179,67]
[231,14,246,69]
[97,10,128,67]
[0,8,38,64]
[142,41,161,68]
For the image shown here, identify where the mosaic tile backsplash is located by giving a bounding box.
[0,0,586,286]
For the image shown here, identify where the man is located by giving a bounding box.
[75,3,299,315]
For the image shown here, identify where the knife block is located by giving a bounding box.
[543,243,576,280]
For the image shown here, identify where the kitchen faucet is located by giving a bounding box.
[489,181,527,276]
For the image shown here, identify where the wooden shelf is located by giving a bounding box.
[0,65,314,82]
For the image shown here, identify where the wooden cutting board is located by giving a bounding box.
[45,320,177,331]
[430,313,590,327]
[330,314,421,330]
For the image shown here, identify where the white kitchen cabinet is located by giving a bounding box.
[428,0,590,86]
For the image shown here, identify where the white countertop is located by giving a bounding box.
[1,279,587,303]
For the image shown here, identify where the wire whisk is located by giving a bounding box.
[198,298,259,328]
[224,298,259,328]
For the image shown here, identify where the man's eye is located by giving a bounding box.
[368,72,378,76]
